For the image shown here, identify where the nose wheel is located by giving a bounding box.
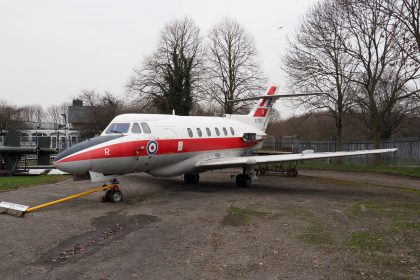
[102,180,123,203]
[104,189,123,203]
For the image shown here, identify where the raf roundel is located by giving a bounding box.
[146,140,158,155]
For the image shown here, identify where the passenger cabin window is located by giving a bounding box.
[141,122,151,134]
[230,127,235,135]
[197,128,203,137]
[131,123,142,134]
[215,127,220,136]
[206,127,211,136]
[223,127,228,136]
[187,128,193,137]
[105,123,130,134]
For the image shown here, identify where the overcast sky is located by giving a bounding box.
[0,0,317,118]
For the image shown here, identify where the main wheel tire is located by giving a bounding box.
[184,173,199,184]
[236,174,252,188]
[236,174,243,187]
[184,174,191,184]
[243,175,252,188]
[191,174,199,184]
[105,189,123,203]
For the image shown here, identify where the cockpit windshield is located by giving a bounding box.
[105,123,130,134]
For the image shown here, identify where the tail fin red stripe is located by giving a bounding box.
[267,86,277,95]
[250,85,278,119]
[253,108,269,117]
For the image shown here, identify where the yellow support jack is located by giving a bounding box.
[0,184,121,217]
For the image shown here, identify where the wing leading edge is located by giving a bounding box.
[197,148,397,170]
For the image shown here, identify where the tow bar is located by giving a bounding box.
[0,184,118,217]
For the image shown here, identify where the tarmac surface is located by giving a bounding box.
[0,170,419,280]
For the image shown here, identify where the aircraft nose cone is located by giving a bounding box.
[53,135,123,174]
[54,147,91,175]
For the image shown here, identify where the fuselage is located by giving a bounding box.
[54,113,265,177]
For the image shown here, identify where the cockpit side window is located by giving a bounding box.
[105,123,130,134]
[131,123,142,134]
[141,122,151,134]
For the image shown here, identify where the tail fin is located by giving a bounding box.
[224,85,278,132]
[248,85,278,130]
[225,86,325,131]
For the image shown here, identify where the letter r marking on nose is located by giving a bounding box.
[104,148,110,156]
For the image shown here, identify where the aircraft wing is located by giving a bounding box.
[0,146,39,154]
[197,148,397,169]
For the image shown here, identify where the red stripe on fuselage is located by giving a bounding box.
[57,137,259,163]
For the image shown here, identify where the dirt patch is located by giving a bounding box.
[221,206,275,226]
[1,171,419,279]
[38,213,159,264]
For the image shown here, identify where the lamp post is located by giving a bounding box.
[61,114,67,149]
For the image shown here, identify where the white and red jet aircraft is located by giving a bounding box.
[54,86,396,202]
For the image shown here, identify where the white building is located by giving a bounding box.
[0,122,83,151]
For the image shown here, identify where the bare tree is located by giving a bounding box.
[206,19,266,114]
[0,102,25,135]
[75,90,124,137]
[283,0,357,152]
[127,17,203,115]
[381,0,420,56]
[19,105,45,123]
[338,0,420,164]
[46,103,69,124]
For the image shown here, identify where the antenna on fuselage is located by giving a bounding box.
[172,109,175,115]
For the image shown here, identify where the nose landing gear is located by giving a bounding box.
[102,179,123,203]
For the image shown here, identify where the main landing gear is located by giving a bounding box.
[236,174,252,188]
[184,173,200,184]
[102,179,123,203]
[235,166,254,188]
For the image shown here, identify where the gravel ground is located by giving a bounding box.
[0,170,419,280]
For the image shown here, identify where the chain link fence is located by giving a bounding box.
[263,136,420,165]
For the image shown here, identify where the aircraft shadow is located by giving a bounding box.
[124,173,397,200]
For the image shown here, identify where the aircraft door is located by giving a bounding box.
[150,127,179,169]
[141,122,160,170]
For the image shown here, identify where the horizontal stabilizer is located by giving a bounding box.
[228,92,326,102]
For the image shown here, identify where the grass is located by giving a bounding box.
[0,175,69,191]
[297,225,334,246]
[299,162,420,178]
[221,206,271,226]
[347,201,420,220]
[302,175,420,195]
[393,221,420,231]
[347,231,384,250]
